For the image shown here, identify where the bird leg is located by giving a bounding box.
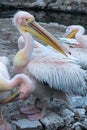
[20,97,41,115]
[0,105,7,123]
[0,107,4,121]
[27,100,49,120]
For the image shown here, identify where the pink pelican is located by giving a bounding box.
[64,25,86,48]
[0,56,35,126]
[0,56,35,104]
[58,25,87,69]
[0,57,13,129]
[0,56,11,101]
[9,11,87,120]
[18,24,87,69]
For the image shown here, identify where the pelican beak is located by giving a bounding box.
[0,91,20,105]
[20,19,70,56]
[64,29,78,38]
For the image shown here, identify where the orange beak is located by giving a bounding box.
[64,29,78,38]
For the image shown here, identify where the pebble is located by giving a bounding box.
[70,96,87,108]
[60,108,75,125]
[40,112,64,130]
[73,108,86,118]
[12,118,42,130]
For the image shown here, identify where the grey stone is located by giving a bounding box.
[74,125,81,130]
[12,119,42,130]
[60,108,74,125]
[75,125,81,130]
[83,118,87,129]
[66,6,72,11]
[12,125,16,130]
[40,112,64,130]
[30,0,46,9]
[71,121,87,129]
[73,108,86,118]
[70,96,87,108]
[1,0,87,13]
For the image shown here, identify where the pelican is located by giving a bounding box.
[0,56,14,127]
[0,56,35,124]
[64,25,86,48]
[18,25,87,69]
[0,56,12,121]
[57,25,87,69]
[8,11,87,120]
[0,56,11,101]
[18,34,87,70]
[0,56,31,124]
[0,56,35,104]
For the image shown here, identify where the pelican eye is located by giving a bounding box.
[67,28,71,31]
[26,18,35,24]
[26,19,28,21]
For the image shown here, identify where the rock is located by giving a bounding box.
[75,126,81,130]
[66,6,72,11]
[47,0,87,13]
[12,125,16,130]
[71,122,81,129]
[1,0,87,13]
[12,118,42,130]
[30,0,46,9]
[83,118,87,129]
[40,112,64,130]
[71,121,87,130]
[60,109,74,125]
[73,108,86,118]
[70,96,87,108]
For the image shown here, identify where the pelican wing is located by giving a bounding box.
[69,47,87,69]
[58,38,79,45]
[77,35,87,46]
[28,53,87,96]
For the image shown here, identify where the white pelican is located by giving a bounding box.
[0,56,35,104]
[57,25,87,69]
[18,25,87,69]
[0,57,12,123]
[9,11,87,120]
[64,25,86,48]
[0,56,11,101]
[0,56,35,126]
[18,34,87,70]
[0,57,13,128]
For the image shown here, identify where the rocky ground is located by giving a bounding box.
[0,18,87,130]
[0,0,87,13]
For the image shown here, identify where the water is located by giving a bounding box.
[1,9,87,28]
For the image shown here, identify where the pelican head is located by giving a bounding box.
[13,11,34,27]
[64,25,85,38]
[13,11,69,56]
